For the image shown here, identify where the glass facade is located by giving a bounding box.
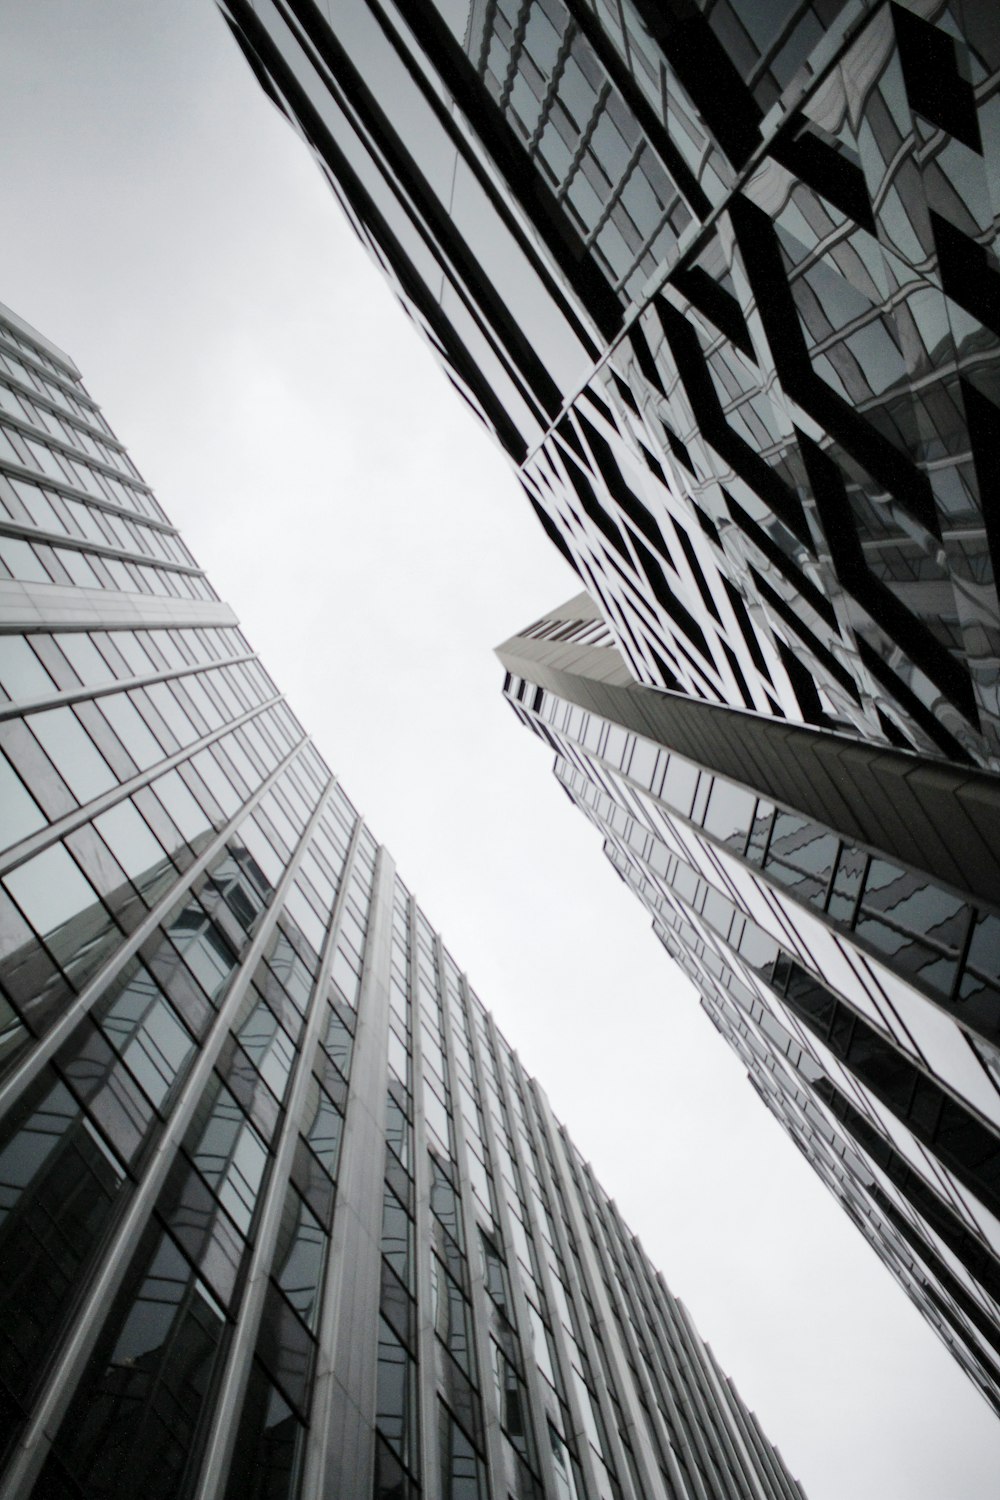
[0,304,805,1497]
[216,0,1000,767]
[498,595,1000,1415]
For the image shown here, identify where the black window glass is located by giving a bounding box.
[375,1315,417,1469]
[0,1070,124,1413]
[223,1359,304,1500]
[42,1225,225,1500]
[272,1187,327,1334]
[745,799,774,864]
[764,812,838,908]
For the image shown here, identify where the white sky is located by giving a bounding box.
[3,4,999,1495]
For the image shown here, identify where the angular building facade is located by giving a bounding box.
[0,308,807,1500]
[215,0,1000,767]
[498,593,1000,1415]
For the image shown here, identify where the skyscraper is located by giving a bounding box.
[211,0,1000,1409]
[0,305,806,1500]
[215,0,1000,766]
[497,591,1000,1412]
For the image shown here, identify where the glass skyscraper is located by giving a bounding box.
[0,304,806,1500]
[211,0,1000,1416]
[215,0,1000,765]
[497,592,1000,1414]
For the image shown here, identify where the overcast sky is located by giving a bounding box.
[3,4,999,1495]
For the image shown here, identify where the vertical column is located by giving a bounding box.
[482,1009,599,1499]
[193,800,362,1499]
[407,895,441,1498]
[300,842,396,1499]
[529,1086,689,1500]
[464,990,566,1494]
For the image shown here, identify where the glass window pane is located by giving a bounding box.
[0,751,46,847]
[0,636,54,700]
[4,843,97,939]
[29,706,116,804]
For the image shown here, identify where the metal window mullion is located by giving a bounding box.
[674,1300,780,1500]
[556,83,614,204]
[544,1121,695,1500]
[0,731,310,1123]
[0,373,133,468]
[406,893,442,1497]
[1,764,338,1500]
[0,410,163,509]
[433,940,506,1491]
[0,650,259,724]
[299,841,396,1500]
[582,137,646,249]
[462,988,562,1498]
[0,514,206,577]
[194,795,360,1500]
[702,1343,801,1500]
[0,335,82,397]
[482,1011,608,1500]
[0,450,171,528]
[522,1086,664,1500]
[652,1277,758,1500]
[642,1261,757,1500]
[0,691,284,876]
[585,1183,714,1500]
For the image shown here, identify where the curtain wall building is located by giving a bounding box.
[215,0,1000,768]
[0,307,807,1500]
[498,593,1000,1414]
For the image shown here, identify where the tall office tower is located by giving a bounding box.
[0,305,807,1499]
[215,0,1000,767]
[497,592,1000,1414]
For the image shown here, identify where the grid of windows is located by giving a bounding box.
[500,609,1000,1414]
[219,0,1000,764]
[0,306,805,1499]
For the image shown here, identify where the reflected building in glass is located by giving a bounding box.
[215,0,1000,767]
[213,0,1000,1412]
[0,305,807,1498]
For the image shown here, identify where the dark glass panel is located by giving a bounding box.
[0,1069,124,1415]
[272,1187,327,1334]
[853,911,959,1001]
[763,811,837,907]
[223,1359,304,1500]
[439,1400,488,1498]
[41,1225,225,1500]
[301,1074,344,1179]
[381,1183,413,1287]
[255,1280,315,1419]
[859,860,970,952]
[375,1316,418,1472]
